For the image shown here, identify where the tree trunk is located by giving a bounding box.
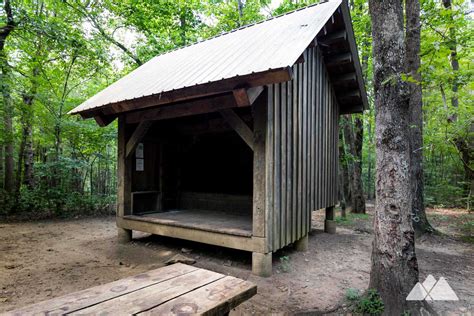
[338,129,348,217]
[351,116,366,213]
[369,0,419,313]
[0,51,14,194]
[343,115,366,213]
[0,0,16,194]
[405,0,433,234]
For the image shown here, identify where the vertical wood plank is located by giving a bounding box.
[273,84,281,250]
[297,61,303,239]
[301,50,308,240]
[118,115,132,217]
[286,79,293,244]
[280,82,287,247]
[265,85,274,251]
[292,65,299,243]
[252,90,267,238]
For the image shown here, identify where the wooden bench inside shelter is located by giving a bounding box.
[3,263,256,316]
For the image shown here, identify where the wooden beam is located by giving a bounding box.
[219,109,254,150]
[232,86,264,107]
[318,30,347,45]
[332,72,357,85]
[325,52,352,67]
[79,67,293,118]
[126,121,153,158]
[93,115,116,127]
[338,89,361,100]
[125,93,238,124]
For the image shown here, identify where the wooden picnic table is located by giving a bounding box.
[4,263,257,315]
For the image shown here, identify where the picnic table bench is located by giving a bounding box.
[4,263,256,315]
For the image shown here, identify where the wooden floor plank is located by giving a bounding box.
[138,276,257,316]
[126,209,252,237]
[4,264,197,316]
[69,269,225,315]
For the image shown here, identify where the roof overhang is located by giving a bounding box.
[315,1,369,114]
[70,0,367,125]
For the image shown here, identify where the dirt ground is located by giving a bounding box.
[1,205,473,315]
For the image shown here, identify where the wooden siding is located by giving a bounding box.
[266,46,339,251]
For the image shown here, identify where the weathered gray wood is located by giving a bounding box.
[125,121,153,158]
[292,65,298,243]
[233,87,265,107]
[318,30,347,45]
[333,72,357,85]
[118,216,265,253]
[273,84,281,250]
[219,108,254,150]
[5,264,198,315]
[139,276,257,315]
[325,52,352,67]
[252,91,267,238]
[297,61,303,241]
[125,93,239,124]
[265,84,274,252]
[71,269,224,315]
[80,67,293,118]
[117,116,132,217]
[301,50,308,240]
[286,80,293,244]
[281,82,287,247]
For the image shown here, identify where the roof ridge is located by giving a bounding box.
[146,1,327,62]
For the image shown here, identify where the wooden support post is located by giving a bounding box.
[252,252,272,277]
[324,206,336,234]
[117,115,132,220]
[294,234,308,251]
[252,95,267,238]
[126,121,153,158]
[219,109,254,150]
[117,227,132,243]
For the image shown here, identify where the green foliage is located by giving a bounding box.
[279,255,291,273]
[346,288,360,301]
[354,289,385,315]
[335,213,370,225]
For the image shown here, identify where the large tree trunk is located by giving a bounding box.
[405,0,433,234]
[369,0,419,313]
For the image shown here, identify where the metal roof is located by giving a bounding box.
[69,0,343,115]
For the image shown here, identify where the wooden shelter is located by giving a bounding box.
[70,0,368,276]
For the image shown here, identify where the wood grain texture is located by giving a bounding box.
[265,46,339,251]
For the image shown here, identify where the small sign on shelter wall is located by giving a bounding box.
[136,143,144,171]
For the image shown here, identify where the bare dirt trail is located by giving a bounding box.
[0,207,472,314]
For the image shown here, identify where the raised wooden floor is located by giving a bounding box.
[127,209,252,237]
[4,263,257,315]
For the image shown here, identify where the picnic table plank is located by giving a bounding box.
[69,269,225,315]
[3,264,197,316]
[139,276,257,316]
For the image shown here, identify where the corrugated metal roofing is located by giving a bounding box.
[70,0,342,115]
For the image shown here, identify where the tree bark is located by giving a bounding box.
[343,115,366,213]
[369,0,419,313]
[338,129,348,217]
[405,0,433,233]
[0,0,16,194]
[351,116,366,213]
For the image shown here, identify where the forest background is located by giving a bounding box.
[0,0,472,218]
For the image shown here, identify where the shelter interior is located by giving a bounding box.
[125,104,256,238]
